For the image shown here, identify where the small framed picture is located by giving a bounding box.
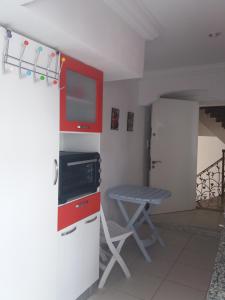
[127,112,134,132]
[111,108,120,130]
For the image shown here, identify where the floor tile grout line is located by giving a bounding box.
[112,288,145,300]
[165,278,209,294]
[110,267,163,300]
[110,287,143,300]
[97,285,143,300]
[149,233,194,300]
[173,260,215,273]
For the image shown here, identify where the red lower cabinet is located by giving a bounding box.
[58,192,100,231]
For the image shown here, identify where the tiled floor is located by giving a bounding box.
[89,210,221,300]
[152,209,224,234]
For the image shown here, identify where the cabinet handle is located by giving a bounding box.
[75,200,89,208]
[85,216,97,224]
[77,125,90,129]
[53,159,58,185]
[61,226,77,236]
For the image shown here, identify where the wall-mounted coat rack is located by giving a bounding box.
[2,27,65,87]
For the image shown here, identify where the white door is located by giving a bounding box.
[150,98,199,214]
[0,29,59,300]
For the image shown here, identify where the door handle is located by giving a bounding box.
[152,160,162,164]
[53,159,58,185]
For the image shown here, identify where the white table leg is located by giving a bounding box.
[142,207,165,247]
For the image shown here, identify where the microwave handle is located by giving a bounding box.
[53,159,58,185]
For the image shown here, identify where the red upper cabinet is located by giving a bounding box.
[60,54,103,132]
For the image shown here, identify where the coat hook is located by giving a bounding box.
[2,29,12,74]
[46,52,58,86]
[59,56,66,89]
[33,46,43,82]
[19,40,29,79]
[59,56,66,74]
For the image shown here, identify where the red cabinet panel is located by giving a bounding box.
[60,54,103,133]
[58,192,100,231]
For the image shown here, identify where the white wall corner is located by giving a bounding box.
[103,0,159,40]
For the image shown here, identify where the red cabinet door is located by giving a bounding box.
[60,54,103,132]
[58,192,101,231]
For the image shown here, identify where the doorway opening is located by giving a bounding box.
[196,106,225,211]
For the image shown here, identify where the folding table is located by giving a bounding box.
[108,185,171,263]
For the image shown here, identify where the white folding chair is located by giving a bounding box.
[98,206,133,289]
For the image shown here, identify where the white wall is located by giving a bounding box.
[59,133,100,153]
[138,63,225,105]
[198,121,214,136]
[100,80,145,221]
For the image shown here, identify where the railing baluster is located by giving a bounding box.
[222,150,225,210]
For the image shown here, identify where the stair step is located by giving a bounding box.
[202,106,225,130]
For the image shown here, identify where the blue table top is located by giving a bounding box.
[108,185,171,205]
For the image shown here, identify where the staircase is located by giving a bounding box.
[196,150,225,211]
[200,106,225,144]
[204,106,225,128]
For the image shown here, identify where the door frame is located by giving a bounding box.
[143,105,152,186]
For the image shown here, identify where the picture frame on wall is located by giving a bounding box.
[111,107,120,130]
[127,112,134,132]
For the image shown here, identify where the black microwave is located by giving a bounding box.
[58,151,101,205]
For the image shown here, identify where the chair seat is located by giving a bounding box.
[101,220,133,243]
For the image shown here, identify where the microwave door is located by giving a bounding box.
[59,153,101,204]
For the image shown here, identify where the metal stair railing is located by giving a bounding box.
[196,150,225,210]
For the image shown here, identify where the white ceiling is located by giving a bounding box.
[103,0,159,40]
[2,0,225,77]
[143,0,225,70]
